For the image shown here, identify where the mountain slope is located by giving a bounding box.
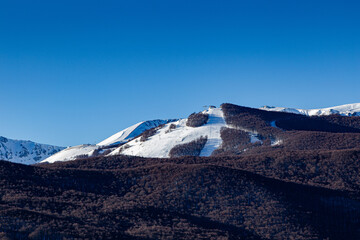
[42,107,228,163]
[42,144,99,164]
[43,119,175,163]
[42,102,360,164]
[3,153,360,239]
[0,136,64,164]
[3,103,360,239]
[260,103,360,116]
[98,119,175,146]
[113,107,226,158]
[218,103,360,155]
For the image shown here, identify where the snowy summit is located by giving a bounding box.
[0,136,64,164]
[260,103,360,116]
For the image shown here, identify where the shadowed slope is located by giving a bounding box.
[1,153,360,239]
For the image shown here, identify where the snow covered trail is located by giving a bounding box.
[199,108,226,156]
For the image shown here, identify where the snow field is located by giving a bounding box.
[117,107,227,158]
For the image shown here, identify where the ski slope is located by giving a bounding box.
[113,107,227,158]
[43,107,228,162]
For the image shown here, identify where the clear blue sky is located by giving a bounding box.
[0,0,359,146]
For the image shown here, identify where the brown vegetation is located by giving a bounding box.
[140,124,165,142]
[165,123,177,133]
[169,136,207,158]
[212,127,251,155]
[186,112,209,127]
[220,103,360,155]
[1,149,360,239]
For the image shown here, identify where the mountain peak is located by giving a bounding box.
[0,136,64,164]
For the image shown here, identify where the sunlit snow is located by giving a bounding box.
[260,103,360,116]
[117,107,227,158]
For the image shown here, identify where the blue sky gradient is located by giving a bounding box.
[0,0,359,146]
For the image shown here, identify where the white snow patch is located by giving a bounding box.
[271,139,283,146]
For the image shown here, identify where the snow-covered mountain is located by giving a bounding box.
[42,107,227,163]
[41,102,360,164]
[43,119,176,163]
[0,136,64,164]
[110,107,226,158]
[260,103,360,116]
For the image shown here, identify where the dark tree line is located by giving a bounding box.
[169,136,208,158]
[186,112,209,127]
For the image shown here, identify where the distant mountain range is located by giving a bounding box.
[0,136,64,164]
[260,102,360,116]
[40,102,360,164]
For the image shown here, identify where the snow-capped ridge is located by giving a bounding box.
[42,119,176,163]
[260,103,360,116]
[43,144,99,164]
[0,136,64,164]
[98,119,175,146]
